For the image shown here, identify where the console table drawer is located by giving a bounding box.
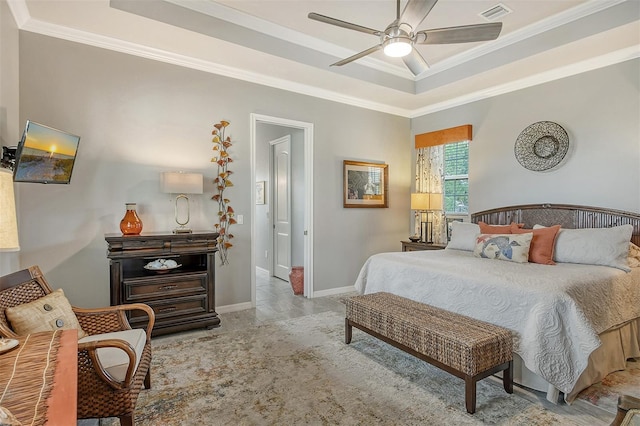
[129,295,208,323]
[124,273,206,302]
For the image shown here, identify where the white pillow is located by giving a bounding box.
[445,222,480,252]
[473,233,533,263]
[534,224,633,271]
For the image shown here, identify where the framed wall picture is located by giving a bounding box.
[343,160,388,208]
[256,181,265,205]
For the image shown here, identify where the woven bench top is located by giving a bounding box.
[346,292,513,375]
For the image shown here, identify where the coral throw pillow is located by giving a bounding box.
[478,222,524,234]
[511,224,561,265]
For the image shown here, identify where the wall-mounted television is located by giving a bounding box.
[13,121,81,184]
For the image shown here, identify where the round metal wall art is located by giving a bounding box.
[514,121,569,171]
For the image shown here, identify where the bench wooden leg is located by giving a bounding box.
[503,360,513,394]
[465,376,476,414]
[345,318,352,344]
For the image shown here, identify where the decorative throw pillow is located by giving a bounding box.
[445,222,480,252]
[534,224,633,272]
[628,242,640,268]
[5,289,87,338]
[473,233,533,263]
[478,222,524,234]
[510,224,561,265]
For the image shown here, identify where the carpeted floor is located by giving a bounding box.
[99,310,638,425]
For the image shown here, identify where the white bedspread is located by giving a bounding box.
[354,249,640,394]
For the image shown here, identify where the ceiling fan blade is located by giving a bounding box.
[331,45,382,67]
[308,12,381,36]
[415,22,503,44]
[400,0,438,31]
[402,49,429,76]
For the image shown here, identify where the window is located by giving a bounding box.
[443,141,469,214]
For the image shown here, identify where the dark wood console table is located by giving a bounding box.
[105,231,220,336]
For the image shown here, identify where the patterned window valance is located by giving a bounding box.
[415,124,472,149]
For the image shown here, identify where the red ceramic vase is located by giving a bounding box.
[288,266,304,295]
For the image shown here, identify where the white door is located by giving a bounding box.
[271,136,291,281]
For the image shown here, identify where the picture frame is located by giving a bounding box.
[256,181,265,205]
[343,160,388,208]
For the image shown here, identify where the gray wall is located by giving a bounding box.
[412,59,640,215]
[12,31,411,308]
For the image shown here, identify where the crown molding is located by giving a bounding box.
[409,45,640,118]
[8,0,638,119]
[7,0,29,26]
[17,17,413,117]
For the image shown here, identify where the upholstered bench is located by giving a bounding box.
[345,292,513,414]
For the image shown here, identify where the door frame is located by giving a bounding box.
[250,114,314,305]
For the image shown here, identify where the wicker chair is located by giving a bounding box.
[0,265,154,426]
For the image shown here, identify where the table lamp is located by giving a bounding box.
[0,169,19,251]
[161,172,203,234]
[411,192,442,243]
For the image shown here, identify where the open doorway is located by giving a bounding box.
[250,114,314,308]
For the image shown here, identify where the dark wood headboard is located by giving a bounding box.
[471,204,640,246]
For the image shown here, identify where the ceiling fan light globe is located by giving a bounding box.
[383,39,412,57]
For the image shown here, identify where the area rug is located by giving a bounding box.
[101,310,596,425]
[574,357,640,415]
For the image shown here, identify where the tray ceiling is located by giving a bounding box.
[10,0,640,116]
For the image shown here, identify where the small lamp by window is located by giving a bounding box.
[0,169,20,251]
[161,172,203,234]
[411,192,442,243]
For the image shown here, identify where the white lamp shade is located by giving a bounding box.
[0,169,19,251]
[410,192,442,211]
[161,172,203,195]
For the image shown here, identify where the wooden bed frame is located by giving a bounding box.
[471,203,640,246]
[470,203,640,403]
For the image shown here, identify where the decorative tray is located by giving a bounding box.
[144,259,181,273]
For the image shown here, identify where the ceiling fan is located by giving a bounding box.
[308,0,503,76]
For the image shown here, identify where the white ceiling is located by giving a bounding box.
[10,0,640,117]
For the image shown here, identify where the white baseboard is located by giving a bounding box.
[255,266,269,274]
[217,286,356,311]
[216,301,253,313]
[312,285,356,298]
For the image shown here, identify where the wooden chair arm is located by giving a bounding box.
[74,303,155,339]
[78,338,137,389]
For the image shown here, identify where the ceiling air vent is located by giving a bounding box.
[479,3,512,21]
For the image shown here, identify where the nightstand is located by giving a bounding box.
[401,241,447,252]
